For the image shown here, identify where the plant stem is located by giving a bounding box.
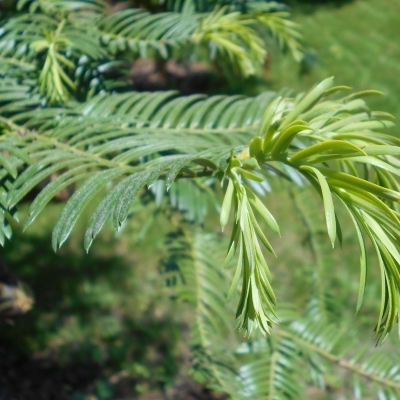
[276,328,400,391]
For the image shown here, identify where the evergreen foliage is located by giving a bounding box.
[1,0,400,398]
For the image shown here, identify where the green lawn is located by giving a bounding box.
[269,0,400,132]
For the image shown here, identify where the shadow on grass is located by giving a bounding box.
[0,220,182,400]
[286,0,354,12]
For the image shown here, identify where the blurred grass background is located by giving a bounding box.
[1,0,400,398]
[269,0,400,130]
[1,203,188,399]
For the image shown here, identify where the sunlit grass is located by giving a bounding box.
[269,0,400,132]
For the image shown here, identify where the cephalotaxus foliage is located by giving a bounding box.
[1,0,400,398]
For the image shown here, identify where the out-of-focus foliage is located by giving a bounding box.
[164,229,400,399]
[1,203,184,398]
[0,0,302,103]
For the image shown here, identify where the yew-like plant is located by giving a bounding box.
[1,0,400,398]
